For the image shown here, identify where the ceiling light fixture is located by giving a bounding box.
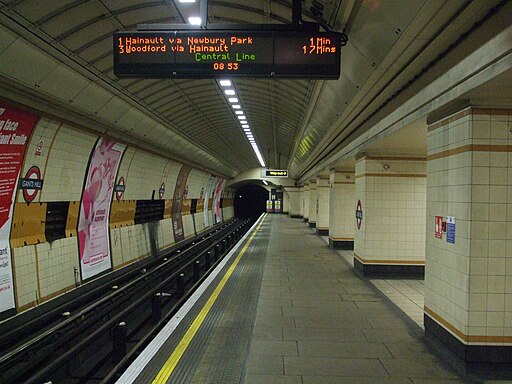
[262,180,268,185]
[188,16,201,25]
[228,97,238,103]
[235,111,243,115]
[224,89,236,95]
[242,125,249,128]
[232,104,241,109]
[219,79,231,87]
[237,115,246,120]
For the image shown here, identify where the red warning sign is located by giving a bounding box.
[435,216,443,239]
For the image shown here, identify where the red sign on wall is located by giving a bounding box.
[0,104,39,313]
[435,216,443,239]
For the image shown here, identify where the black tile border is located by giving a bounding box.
[353,257,424,279]
[328,239,354,250]
[316,228,329,236]
[303,218,309,223]
[425,314,512,365]
[290,215,301,219]
[308,222,316,229]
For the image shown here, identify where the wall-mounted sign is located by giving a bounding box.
[356,200,363,230]
[446,216,455,244]
[20,165,43,203]
[34,139,44,156]
[435,216,443,239]
[262,169,288,178]
[115,176,125,201]
[114,31,342,79]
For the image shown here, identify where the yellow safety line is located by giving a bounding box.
[152,214,267,384]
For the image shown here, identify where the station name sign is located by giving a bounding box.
[263,169,288,178]
[113,30,341,79]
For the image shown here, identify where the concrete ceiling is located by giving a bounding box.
[0,0,509,179]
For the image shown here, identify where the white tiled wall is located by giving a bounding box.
[329,171,355,241]
[355,157,427,263]
[11,117,225,313]
[425,108,512,342]
[284,187,300,216]
[303,185,310,219]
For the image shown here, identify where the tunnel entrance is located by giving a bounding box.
[234,184,267,220]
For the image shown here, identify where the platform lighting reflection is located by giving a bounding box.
[228,97,238,103]
[188,17,201,25]
[224,89,235,95]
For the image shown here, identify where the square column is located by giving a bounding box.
[328,170,355,249]
[302,183,309,222]
[425,107,512,363]
[354,156,426,277]
[285,187,301,218]
[299,186,304,219]
[308,179,317,228]
[316,176,330,236]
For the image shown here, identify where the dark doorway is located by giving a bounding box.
[234,184,268,220]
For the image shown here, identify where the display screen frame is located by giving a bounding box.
[113,30,341,79]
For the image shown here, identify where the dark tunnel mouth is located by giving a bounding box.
[233,184,268,220]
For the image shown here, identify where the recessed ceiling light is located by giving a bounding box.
[188,16,201,25]
[225,89,236,95]
[237,115,246,120]
[219,80,231,87]
[228,97,238,103]
[232,104,241,109]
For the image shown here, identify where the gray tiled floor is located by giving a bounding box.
[317,234,425,328]
[244,216,467,383]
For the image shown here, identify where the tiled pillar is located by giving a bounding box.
[308,179,317,228]
[316,176,330,236]
[354,156,426,277]
[303,183,309,222]
[285,187,301,218]
[299,186,304,219]
[328,170,355,249]
[424,107,512,363]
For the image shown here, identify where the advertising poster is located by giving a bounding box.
[171,165,191,242]
[0,104,39,313]
[78,137,126,281]
[213,178,225,224]
[203,176,216,227]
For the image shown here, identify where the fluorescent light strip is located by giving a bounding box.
[220,80,265,167]
[188,16,201,25]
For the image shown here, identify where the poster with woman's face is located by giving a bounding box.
[77,137,125,281]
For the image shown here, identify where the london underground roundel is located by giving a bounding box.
[356,199,363,230]
[22,166,43,203]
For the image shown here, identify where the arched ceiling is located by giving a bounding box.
[0,0,507,179]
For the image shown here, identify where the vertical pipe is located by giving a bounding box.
[292,0,301,26]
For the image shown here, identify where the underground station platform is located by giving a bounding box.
[114,214,499,384]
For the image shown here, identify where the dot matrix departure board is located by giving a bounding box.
[113,30,341,79]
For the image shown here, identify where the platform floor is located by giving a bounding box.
[121,214,471,384]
